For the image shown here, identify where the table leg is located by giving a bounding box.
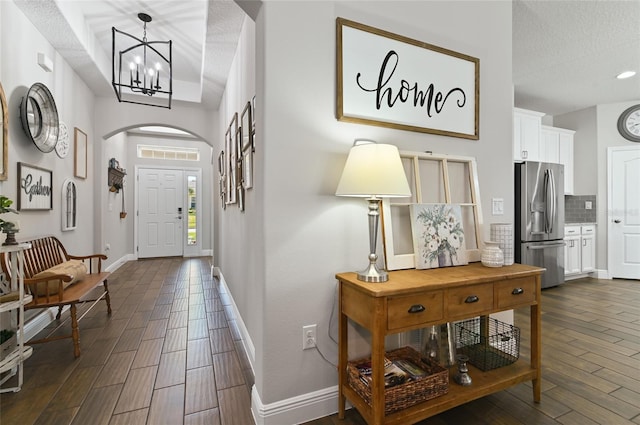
[338,283,347,419]
[531,290,542,402]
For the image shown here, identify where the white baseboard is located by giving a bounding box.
[251,385,341,425]
[565,268,609,281]
[212,266,221,278]
[105,254,135,273]
[24,306,65,341]
[216,270,255,368]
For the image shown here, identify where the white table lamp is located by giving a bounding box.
[336,141,411,282]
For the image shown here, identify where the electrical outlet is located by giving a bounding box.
[302,324,317,350]
[585,201,593,210]
[492,198,504,215]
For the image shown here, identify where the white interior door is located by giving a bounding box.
[609,147,640,279]
[138,168,184,258]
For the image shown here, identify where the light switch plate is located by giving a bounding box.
[492,198,504,215]
[585,201,593,210]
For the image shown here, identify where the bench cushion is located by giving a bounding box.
[32,260,88,296]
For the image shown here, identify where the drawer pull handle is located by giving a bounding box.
[464,295,479,304]
[512,288,524,295]
[408,304,426,314]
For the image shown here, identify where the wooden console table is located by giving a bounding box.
[337,262,543,425]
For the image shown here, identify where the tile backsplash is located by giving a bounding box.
[565,195,596,223]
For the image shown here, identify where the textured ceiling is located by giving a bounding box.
[15,0,246,110]
[14,1,638,117]
[514,0,640,116]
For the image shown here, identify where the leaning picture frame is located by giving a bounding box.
[18,162,53,211]
[74,127,87,179]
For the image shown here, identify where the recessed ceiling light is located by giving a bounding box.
[616,71,636,79]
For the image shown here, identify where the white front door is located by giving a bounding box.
[138,168,184,258]
[609,147,640,279]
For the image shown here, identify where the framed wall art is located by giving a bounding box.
[0,82,8,181]
[241,100,254,190]
[336,18,479,140]
[218,150,226,209]
[226,113,238,205]
[17,162,53,211]
[410,203,468,269]
[236,123,244,212]
[61,178,77,231]
[74,127,87,179]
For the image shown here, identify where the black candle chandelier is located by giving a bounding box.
[112,13,172,109]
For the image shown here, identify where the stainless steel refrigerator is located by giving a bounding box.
[515,161,565,288]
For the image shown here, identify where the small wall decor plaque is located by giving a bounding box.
[336,18,479,139]
[74,127,87,179]
[18,162,53,210]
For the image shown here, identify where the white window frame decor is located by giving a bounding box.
[381,151,483,270]
[336,17,479,140]
[61,178,77,231]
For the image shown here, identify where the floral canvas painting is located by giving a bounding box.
[410,204,468,269]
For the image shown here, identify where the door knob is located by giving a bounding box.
[614,219,621,223]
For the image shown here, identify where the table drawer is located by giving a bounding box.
[446,283,493,318]
[387,291,443,331]
[496,278,537,309]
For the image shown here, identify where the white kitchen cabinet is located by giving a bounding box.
[580,225,596,273]
[514,108,545,162]
[557,129,575,195]
[564,226,582,276]
[564,225,596,279]
[540,126,560,164]
[539,125,575,194]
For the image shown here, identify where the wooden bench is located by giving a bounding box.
[0,236,111,358]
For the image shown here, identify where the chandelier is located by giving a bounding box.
[112,13,172,109]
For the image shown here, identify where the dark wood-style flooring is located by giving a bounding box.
[0,257,255,425]
[1,258,639,425]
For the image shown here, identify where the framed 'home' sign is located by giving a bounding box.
[336,18,479,140]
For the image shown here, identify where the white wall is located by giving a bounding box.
[555,101,640,272]
[1,1,219,326]
[554,107,598,196]
[103,131,129,265]
[0,0,95,255]
[93,97,218,264]
[215,13,261,372]
[214,1,513,422]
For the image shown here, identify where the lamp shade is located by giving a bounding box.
[335,143,411,198]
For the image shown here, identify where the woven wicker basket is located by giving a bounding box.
[347,346,449,415]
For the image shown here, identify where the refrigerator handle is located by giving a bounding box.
[549,169,556,234]
[544,169,556,234]
[527,242,566,250]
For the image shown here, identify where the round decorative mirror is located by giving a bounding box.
[20,82,59,153]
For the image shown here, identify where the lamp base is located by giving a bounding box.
[357,262,389,283]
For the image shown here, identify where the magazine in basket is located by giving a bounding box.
[356,356,428,388]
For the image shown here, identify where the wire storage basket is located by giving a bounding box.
[454,317,520,371]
